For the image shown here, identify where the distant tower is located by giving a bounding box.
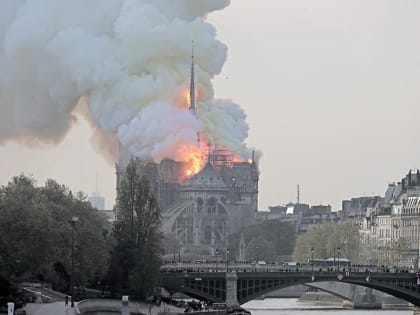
[189,40,200,144]
[89,192,105,210]
[297,184,300,204]
[89,174,105,210]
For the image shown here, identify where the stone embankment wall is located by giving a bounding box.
[159,311,225,315]
[306,281,410,309]
[76,299,184,315]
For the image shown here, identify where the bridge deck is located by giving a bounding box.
[160,264,420,306]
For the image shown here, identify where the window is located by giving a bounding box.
[197,197,203,212]
[207,197,217,215]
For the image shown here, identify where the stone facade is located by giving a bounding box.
[256,203,339,234]
[116,147,259,255]
[358,169,420,268]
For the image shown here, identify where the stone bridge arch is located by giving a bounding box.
[160,271,420,306]
[305,281,357,301]
[236,272,349,304]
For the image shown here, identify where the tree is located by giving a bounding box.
[103,249,123,298]
[228,219,296,261]
[113,159,162,299]
[376,238,411,267]
[390,238,410,266]
[246,236,276,262]
[0,175,109,292]
[293,221,361,263]
[162,233,179,261]
[0,176,46,277]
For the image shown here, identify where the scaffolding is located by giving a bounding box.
[209,149,234,168]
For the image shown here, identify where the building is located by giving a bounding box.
[256,203,338,234]
[88,193,105,211]
[256,205,287,221]
[357,169,420,268]
[115,49,259,255]
[116,150,258,255]
[341,196,382,226]
[297,204,338,233]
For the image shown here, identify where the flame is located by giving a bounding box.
[183,89,191,108]
[182,87,200,109]
[232,156,243,163]
[185,169,193,176]
[179,144,206,177]
[178,143,255,180]
[177,85,206,178]
[229,154,255,165]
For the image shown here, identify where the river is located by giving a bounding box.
[243,298,413,315]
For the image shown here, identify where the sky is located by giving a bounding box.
[0,0,419,211]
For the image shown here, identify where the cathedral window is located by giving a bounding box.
[197,197,203,212]
[208,197,216,216]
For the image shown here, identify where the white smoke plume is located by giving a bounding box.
[0,0,256,163]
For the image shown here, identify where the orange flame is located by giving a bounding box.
[179,144,206,177]
[181,87,200,109]
[184,89,191,108]
[177,83,254,178]
[178,143,255,180]
[228,153,254,165]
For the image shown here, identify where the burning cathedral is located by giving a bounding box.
[0,1,258,256]
[116,49,259,255]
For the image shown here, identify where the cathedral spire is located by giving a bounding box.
[189,40,200,145]
[189,40,196,115]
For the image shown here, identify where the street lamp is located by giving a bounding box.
[337,247,341,274]
[215,248,219,272]
[311,248,314,274]
[173,246,176,263]
[256,246,259,262]
[226,249,230,273]
[70,216,79,308]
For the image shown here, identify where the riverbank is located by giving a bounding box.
[298,291,411,310]
[244,298,413,315]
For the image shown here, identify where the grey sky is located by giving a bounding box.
[1,0,419,210]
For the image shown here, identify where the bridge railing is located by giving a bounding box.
[160,262,417,275]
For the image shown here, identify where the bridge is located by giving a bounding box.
[160,262,420,307]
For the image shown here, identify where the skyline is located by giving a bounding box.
[1,0,420,211]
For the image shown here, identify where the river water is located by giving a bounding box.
[243,298,413,315]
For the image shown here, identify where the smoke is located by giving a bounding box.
[118,102,204,162]
[201,99,249,155]
[0,0,256,164]
[75,97,118,164]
